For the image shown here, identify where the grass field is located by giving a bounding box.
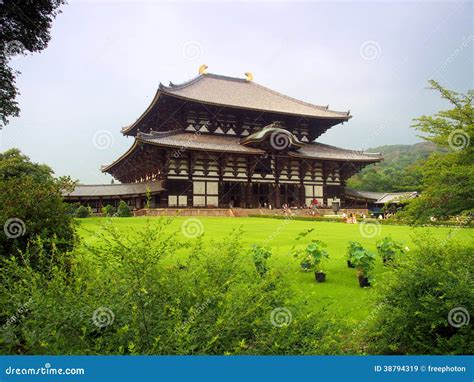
[77,217,473,326]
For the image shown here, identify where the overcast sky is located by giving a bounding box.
[1,0,472,183]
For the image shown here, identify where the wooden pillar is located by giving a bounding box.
[274,184,281,209]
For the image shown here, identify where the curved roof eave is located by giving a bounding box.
[101,139,141,173]
[121,90,162,135]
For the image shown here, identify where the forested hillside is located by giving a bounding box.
[347,142,443,192]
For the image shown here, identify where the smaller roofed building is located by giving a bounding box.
[345,188,418,213]
[64,69,384,211]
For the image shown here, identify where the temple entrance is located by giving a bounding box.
[220,182,243,208]
[251,183,271,208]
[281,184,300,207]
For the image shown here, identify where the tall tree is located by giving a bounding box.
[0,0,65,127]
[403,81,473,222]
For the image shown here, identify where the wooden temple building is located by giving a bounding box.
[64,69,383,212]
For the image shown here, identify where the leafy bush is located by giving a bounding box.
[101,204,116,217]
[362,235,473,354]
[376,236,405,265]
[303,240,329,273]
[0,149,77,269]
[117,200,132,217]
[75,205,90,218]
[0,219,334,355]
[248,244,272,277]
[347,241,376,279]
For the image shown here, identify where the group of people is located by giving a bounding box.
[341,212,360,224]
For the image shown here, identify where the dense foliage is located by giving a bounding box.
[1,0,66,126]
[117,201,132,217]
[102,204,116,217]
[0,149,76,268]
[347,142,441,192]
[401,82,473,222]
[362,235,473,354]
[375,236,406,265]
[0,220,336,355]
[75,205,91,218]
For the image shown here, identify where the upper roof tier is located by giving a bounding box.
[160,73,350,119]
[121,73,351,135]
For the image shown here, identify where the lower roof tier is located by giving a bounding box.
[102,129,382,183]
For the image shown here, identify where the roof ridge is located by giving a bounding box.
[161,73,350,117]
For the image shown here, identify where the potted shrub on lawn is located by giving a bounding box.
[376,236,405,265]
[305,240,330,283]
[346,241,362,268]
[349,242,376,287]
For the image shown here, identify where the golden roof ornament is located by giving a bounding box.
[199,64,208,75]
[245,72,253,81]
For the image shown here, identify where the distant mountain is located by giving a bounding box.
[347,142,443,192]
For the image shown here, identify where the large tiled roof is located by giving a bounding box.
[158,73,350,119]
[133,130,382,162]
[63,181,163,198]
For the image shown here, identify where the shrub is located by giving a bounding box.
[117,200,131,217]
[300,240,329,273]
[347,241,376,280]
[362,235,473,354]
[101,204,116,217]
[0,219,334,355]
[75,205,90,218]
[0,149,77,269]
[376,236,405,265]
[248,244,272,277]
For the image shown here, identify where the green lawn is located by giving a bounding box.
[76,217,473,326]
